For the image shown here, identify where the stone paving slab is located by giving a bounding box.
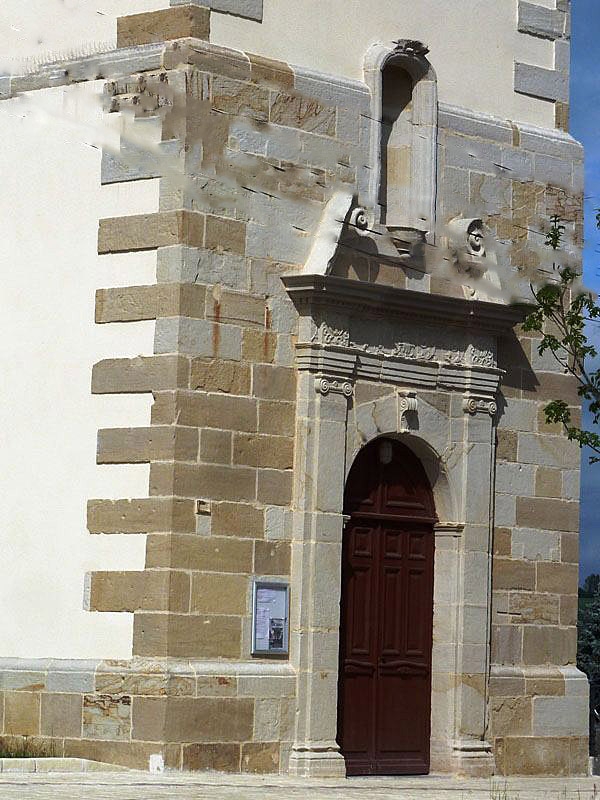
[0,772,598,800]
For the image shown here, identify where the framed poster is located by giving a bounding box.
[251,580,290,656]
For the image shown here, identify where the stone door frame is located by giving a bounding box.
[284,275,524,778]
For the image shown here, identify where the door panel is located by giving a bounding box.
[337,439,435,776]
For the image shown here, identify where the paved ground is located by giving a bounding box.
[0,772,599,800]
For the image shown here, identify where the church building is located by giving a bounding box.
[0,0,587,777]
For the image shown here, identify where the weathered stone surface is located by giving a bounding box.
[508,593,560,625]
[491,625,523,665]
[249,53,294,89]
[200,428,232,464]
[182,742,241,771]
[87,498,196,534]
[132,696,253,742]
[518,1,567,39]
[493,559,535,591]
[204,215,247,255]
[252,365,296,401]
[511,529,560,562]
[88,570,190,613]
[92,356,190,394]
[95,285,206,323]
[522,626,576,666]
[133,613,242,658]
[516,498,579,532]
[518,433,580,469]
[497,430,518,462]
[40,694,82,738]
[514,63,569,103]
[495,735,573,775]
[242,330,277,363]
[257,400,295,437]
[97,426,199,464]
[82,695,131,741]
[94,671,194,698]
[145,534,254,572]
[493,528,512,557]
[536,562,578,594]
[150,462,256,501]
[3,692,40,735]
[241,742,280,773]
[191,573,248,614]
[190,358,251,394]
[63,738,163,770]
[256,469,293,506]
[490,696,532,737]
[211,502,264,538]
[117,6,210,48]
[98,212,205,254]
[270,92,336,136]
[254,541,290,575]
[211,75,269,119]
[233,433,294,470]
[535,467,562,498]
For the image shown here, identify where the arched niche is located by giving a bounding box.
[364,42,438,244]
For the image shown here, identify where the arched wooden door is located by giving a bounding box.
[337,438,437,776]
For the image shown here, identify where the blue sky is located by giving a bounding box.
[570,0,600,578]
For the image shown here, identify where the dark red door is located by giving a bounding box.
[337,438,436,776]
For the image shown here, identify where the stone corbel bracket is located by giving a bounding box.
[398,391,418,432]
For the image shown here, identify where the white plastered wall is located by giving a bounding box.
[2,1,557,128]
[0,81,156,658]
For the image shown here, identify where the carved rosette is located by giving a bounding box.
[315,376,353,398]
[463,396,497,416]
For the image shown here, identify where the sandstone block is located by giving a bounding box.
[211,502,264,538]
[233,433,294,470]
[198,394,258,432]
[536,562,578,594]
[522,371,580,405]
[191,573,248,614]
[145,534,253,572]
[241,742,280,773]
[496,735,571,776]
[190,358,251,394]
[493,528,512,557]
[522,626,576,666]
[254,541,291,575]
[535,467,562,498]
[204,215,247,255]
[270,91,336,136]
[63,739,162,771]
[508,592,559,625]
[561,533,579,563]
[40,694,82,739]
[252,365,296,401]
[211,75,269,120]
[95,284,206,323]
[493,559,535,591]
[518,432,581,469]
[257,469,293,506]
[87,498,196,534]
[97,426,199,464]
[200,428,232,464]
[516,497,579,532]
[4,692,40,735]
[150,462,256,501]
[206,290,265,327]
[117,6,210,48]
[490,696,532,737]
[88,570,190,613]
[511,528,560,562]
[560,595,578,626]
[491,625,523,665]
[497,430,518,461]
[258,400,295,437]
[242,329,277,363]
[92,355,190,394]
[249,53,294,89]
[133,696,253,742]
[82,695,131,741]
[182,742,241,771]
[133,613,242,658]
[98,211,205,254]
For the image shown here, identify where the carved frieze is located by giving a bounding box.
[318,322,496,370]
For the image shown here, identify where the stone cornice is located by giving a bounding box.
[283,275,529,335]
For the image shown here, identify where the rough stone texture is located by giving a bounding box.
[98,212,206,254]
[117,6,211,48]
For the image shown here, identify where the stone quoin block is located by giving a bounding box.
[116,6,211,48]
[92,355,190,394]
[87,497,197,534]
[88,570,191,613]
[133,613,242,658]
[145,533,254,572]
[98,211,205,254]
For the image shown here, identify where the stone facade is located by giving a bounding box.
[0,0,588,780]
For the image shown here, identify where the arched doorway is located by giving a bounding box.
[337,437,437,776]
